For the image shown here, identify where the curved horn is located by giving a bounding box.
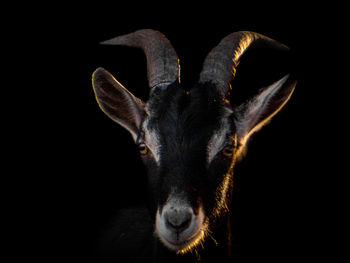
[199,31,289,93]
[101,29,180,88]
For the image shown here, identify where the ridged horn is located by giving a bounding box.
[101,29,180,89]
[199,31,289,93]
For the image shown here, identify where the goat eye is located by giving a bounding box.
[222,146,234,157]
[138,143,148,155]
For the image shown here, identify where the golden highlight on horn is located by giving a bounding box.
[232,33,255,66]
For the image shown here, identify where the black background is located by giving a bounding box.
[14,3,339,263]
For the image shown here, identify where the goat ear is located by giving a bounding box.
[92,67,145,141]
[234,74,297,151]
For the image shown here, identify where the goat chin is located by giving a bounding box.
[157,227,207,254]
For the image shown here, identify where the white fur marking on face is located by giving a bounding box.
[207,116,231,164]
[142,118,161,163]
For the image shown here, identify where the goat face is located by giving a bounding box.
[142,82,236,253]
[92,29,297,254]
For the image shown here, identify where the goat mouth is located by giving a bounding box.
[157,227,207,254]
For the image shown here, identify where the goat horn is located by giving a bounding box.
[101,29,180,89]
[199,31,289,93]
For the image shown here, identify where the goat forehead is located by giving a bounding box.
[148,108,221,143]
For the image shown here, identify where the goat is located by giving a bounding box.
[92,29,297,262]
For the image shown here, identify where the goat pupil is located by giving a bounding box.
[223,147,234,156]
[138,144,147,154]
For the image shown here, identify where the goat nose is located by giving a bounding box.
[164,207,192,232]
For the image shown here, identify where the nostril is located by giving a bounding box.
[168,215,191,230]
[164,209,192,232]
[177,216,191,230]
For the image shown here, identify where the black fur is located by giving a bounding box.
[145,83,233,214]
